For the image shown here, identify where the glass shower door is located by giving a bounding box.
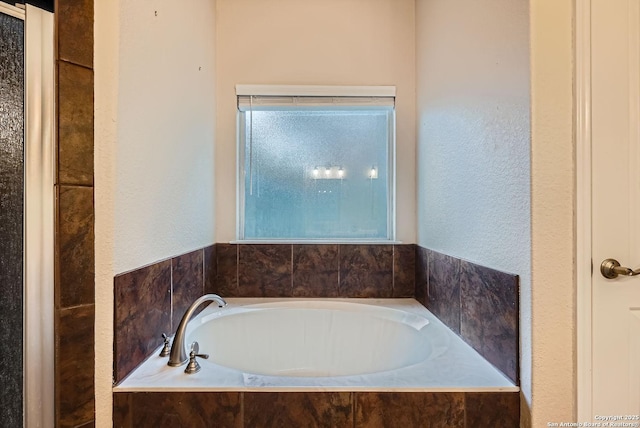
[1,4,54,426]
[0,8,25,427]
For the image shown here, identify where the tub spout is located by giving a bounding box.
[167,294,227,367]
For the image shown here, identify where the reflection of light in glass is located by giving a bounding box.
[369,167,377,179]
[311,165,346,179]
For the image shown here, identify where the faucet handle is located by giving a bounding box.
[184,341,209,374]
[159,333,171,357]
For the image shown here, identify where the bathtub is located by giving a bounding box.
[114,298,518,392]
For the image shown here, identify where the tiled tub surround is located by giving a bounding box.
[216,244,415,298]
[113,243,520,426]
[415,247,520,384]
[114,244,518,384]
[114,246,217,383]
[115,298,516,391]
[114,391,520,427]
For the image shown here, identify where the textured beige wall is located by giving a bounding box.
[215,0,416,243]
[113,0,217,274]
[414,0,531,418]
[416,1,576,424]
[530,0,576,425]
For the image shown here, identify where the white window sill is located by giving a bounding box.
[230,240,403,245]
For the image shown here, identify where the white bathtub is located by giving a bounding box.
[189,300,434,377]
[115,298,518,392]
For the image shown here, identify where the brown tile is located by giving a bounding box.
[57,0,93,68]
[460,260,519,384]
[57,305,95,427]
[58,61,93,185]
[216,244,238,296]
[58,185,94,308]
[355,392,464,428]
[113,393,131,428]
[393,244,415,297]
[427,249,461,334]
[415,246,429,306]
[171,249,204,330]
[339,245,393,297]
[292,244,339,297]
[465,392,520,427]
[113,260,171,383]
[238,245,292,297]
[129,392,241,428]
[245,392,352,428]
[520,394,531,427]
[204,245,217,295]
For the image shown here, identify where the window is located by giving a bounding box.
[237,85,395,241]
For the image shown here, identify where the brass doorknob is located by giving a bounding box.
[601,258,640,279]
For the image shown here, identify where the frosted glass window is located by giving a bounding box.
[238,97,395,241]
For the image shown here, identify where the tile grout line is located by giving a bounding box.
[127,393,133,426]
[337,245,341,296]
[170,258,174,332]
[391,245,395,297]
[457,258,462,334]
[57,302,95,312]
[201,248,205,295]
[416,247,420,300]
[56,182,94,189]
[463,392,468,427]
[352,391,356,427]
[240,391,244,427]
[426,248,430,302]
[236,244,240,294]
[57,57,94,71]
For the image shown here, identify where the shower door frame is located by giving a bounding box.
[24,4,55,426]
[0,2,56,426]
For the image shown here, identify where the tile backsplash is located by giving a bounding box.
[113,246,216,383]
[214,244,414,298]
[415,247,520,384]
[459,259,519,383]
[113,243,518,386]
[113,259,171,383]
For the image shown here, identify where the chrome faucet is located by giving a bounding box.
[167,294,227,367]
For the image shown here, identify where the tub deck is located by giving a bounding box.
[114,298,518,393]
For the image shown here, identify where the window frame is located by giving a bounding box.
[235,85,397,243]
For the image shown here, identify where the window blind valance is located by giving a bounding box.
[237,95,395,111]
[236,85,396,112]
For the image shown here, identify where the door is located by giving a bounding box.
[0,7,25,426]
[0,3,55,426]
[591,0,640,417]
